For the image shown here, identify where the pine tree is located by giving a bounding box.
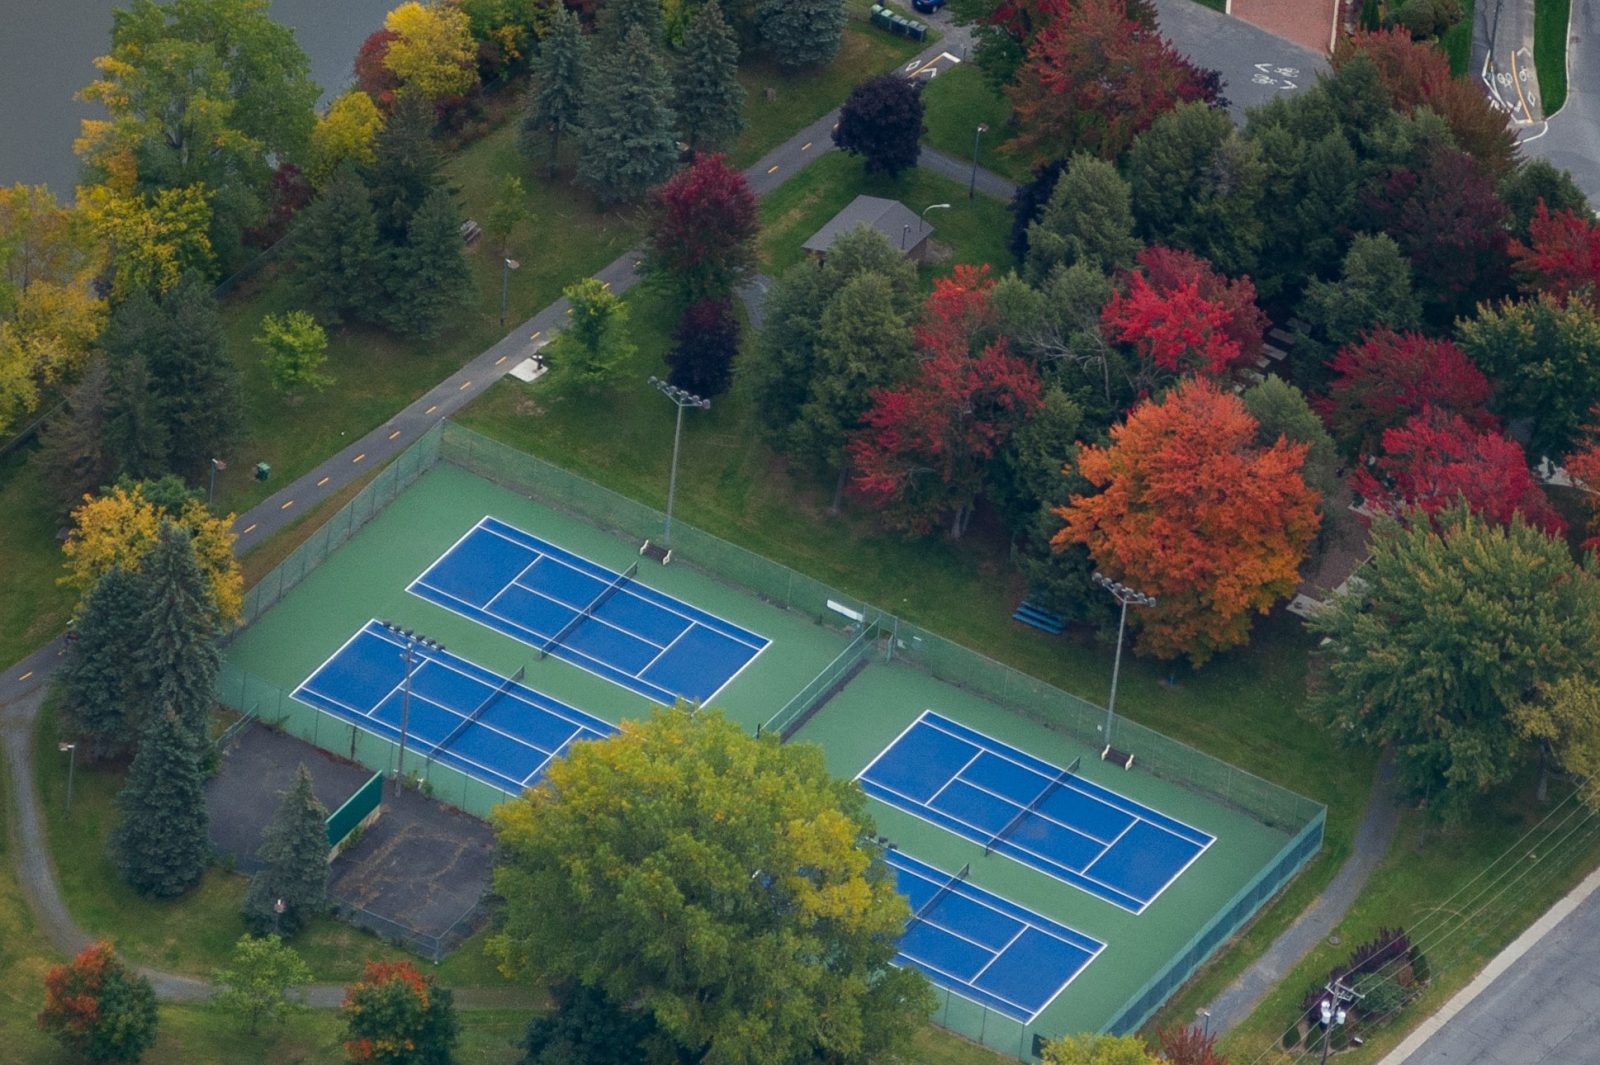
[146,276,241,480]
[292,164,382,326]
[384,187,473,338]
[60,566,146,762]
[103,352,169,482]
[111,709,211,897]
[521,8,587,178]
[243,765,331,938]
[675,0,744,156]
[598,0,663,47]
[577,28,680,207]
[365,92,445,243]
[135,521,222,746]
[36,359,119,514]
[757,0,846,69]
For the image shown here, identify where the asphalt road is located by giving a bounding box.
[1151,0,1329,118]
[1516,2,1600,205]
[1394,881,1600,1064]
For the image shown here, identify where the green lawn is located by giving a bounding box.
[758,150,1018,276]
[920,65,1030,185]
[0,449,75,670]
[1442,0,1476,76]
[1535,0,1570,114]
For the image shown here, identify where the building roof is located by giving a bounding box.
[802,195,929,255]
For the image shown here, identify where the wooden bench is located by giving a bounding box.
[459,219,483,245]
[1101,745,1134,769]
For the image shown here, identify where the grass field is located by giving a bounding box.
[1442,0,1476,76]
[1535,0,1570,114]
[919,65,1030,185]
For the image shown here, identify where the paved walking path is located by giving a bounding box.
[1202,754,1401,1034]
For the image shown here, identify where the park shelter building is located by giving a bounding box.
[803,195,933,261]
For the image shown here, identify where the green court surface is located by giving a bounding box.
[220,427,1322,1055]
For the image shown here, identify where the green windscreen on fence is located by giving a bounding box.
[326,770,384,847]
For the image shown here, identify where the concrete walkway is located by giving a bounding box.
[1202,754,1401,1034]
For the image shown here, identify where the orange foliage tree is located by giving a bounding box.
[341,960,458,1065]
[37,941,158,1063]
[1053,377,1320,663]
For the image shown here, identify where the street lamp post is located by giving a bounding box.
[273,897,286,938]
[1092,572,1156,751]
[969,123,988,200]
[499,258,521,328]
[379,621,445,796]
[207,457,226,506]
[921,202,952,234]
[648,377,711,549]
[57,741,76,814]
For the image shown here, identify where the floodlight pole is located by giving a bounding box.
[1093,573,1156,750]
[969,124,988,200]
[649,376,710,549]
[381,621,444,796]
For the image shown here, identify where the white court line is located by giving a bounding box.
[926,750,985,807]
[637,625,693,674]
[508,571,671,650]
[403,517,492,599]
[484,551,551,613]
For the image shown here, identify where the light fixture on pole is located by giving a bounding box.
[57,741,76,815]
[1092,572,1156,751]
[969,123,988,200]
[500,258,521,328]
[273,897,286,938]
[379,620,445,795]
[648,376,710,549]
[207,457,227,506]
[921,202,951,234]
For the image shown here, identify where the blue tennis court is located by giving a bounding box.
[292,620,617,794]
[887,849,1103,1023]
[407,517,768,706]
[860,711,1214,913]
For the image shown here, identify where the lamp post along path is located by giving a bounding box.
[649,377,711,549]
[969,123,988,200]
[1092,572,1156,752]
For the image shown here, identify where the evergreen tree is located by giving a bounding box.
[1297,233,1422,361]
[1008,158,1070,263]
[577,28,680,206]
[384,187,473,338]
[1024,153,1141,282]
[103,352,170,483]
[292,164,382,326]
[1500,157,1590,237]
[243,765,331,938]
[146,275,241,479]
[675,0,744,156]
[757,0,846,69]
[520,8,587,178]
[365,92,445,243]
[598,0,663,47]
[111,709,211,897]
[60,566,146,762]
[36,359,119,514]
[135,521,222,745]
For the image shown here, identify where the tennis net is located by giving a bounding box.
[429,665,526,765]
[539,562,639,659]
[912,862,970,924]
[985,756,1082,856]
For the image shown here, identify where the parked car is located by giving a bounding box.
[913,0,945,13]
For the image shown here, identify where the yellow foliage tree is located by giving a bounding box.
[384,2,478,101]
[61,483,243,623]
[1041,1034,1160,1065]
[307,91,385,188]
[77,183,215,301]
[1516,675,1600,811]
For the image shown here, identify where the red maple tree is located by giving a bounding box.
[1336,30,1517,176]
[38,942,157,1063]
[1055,377,1321,664]
[645,153,759,304]
[354,29,401,111]
[1157,1024,1228,1065]
[1319,328,1497,453]
[1004,0,1215,166]
[850,267,1043,537]
[1100,256,1258,378]
[1351,407,1565,534]
[1509,202,1600,305]
[1563,419,1600,548]
[1134,246,1267,363]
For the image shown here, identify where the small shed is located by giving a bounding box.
[802,195,932,261]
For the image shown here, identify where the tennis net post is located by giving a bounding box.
[539,561,639,659]
[912,862,970,925]
[984,755,1082,857]
[428,665,526,766]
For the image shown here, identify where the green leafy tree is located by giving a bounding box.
[135,521,224,744]
[1310,507,1600,818]
[1297,233,1422,360]
[383,187,473,339]
[256,311,332,397]
[1457,293,1600,459]
[1500,158,1589,237]
[111,709,212,896]
[78,0,320,269]
[491,708,935,1065]
[576,28,679,206]
[757,0,846,68]
[675,0,744,155]
[487,175,530,255]
[1024,153,1141,282]
[292,165,383,326]
[307,91,385,188]
[60,566,146,761]
[38,942,159,1064]
[833,74,925,178]
[1240,374,1340,502]
[992,263,1126,418]
[1249,127,1360,300]
[243,765,331,937]
[547,278,633,385]
[212,934,314,1034]
[1041,1033,1160,1065]
[1515,675,1600,810]
[341,961,459,1065]
[520,7,587,177]
[519,983,658,1065]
